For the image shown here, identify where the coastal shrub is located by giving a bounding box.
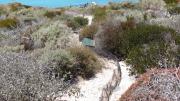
[0,7,5,15]
[42,47,101,81]
[93,7,107,22]
[66,17,88,30]
[163,0,178,5]
[9,3,22,11]
[120,24,179,74]
[0,52,69,101]
[80,24,98,40]
[99,17,180,74]
[69,47,102,79]
[66,19,80,30]
[44,10,63,19]
[0,34,7,41]
[42,50,75,81]
[127,43,166,74]
[74,17,88,26]
[169,6,180,14]
[140,0,166,10]
[0,18,19,28]
[99,17,136,56]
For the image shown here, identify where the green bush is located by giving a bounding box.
[120,24,170,55]
[69,47,102,79]
[0,18,19,28]
[43,50,75,81]
[74,17,88,26]
[44,10,63,19]
[66,17,88,30]
[124,24,179,74]
[100,17,136,56]
[66,19,81,30]
[100,19,180,74]
[42,47,101,81]
[164,0,178,4]
[169,6,180,14]
[0,34,8,41]
[93,7,107,22]
[0,8,5,15]
[80,24,98,40]
[127,43,166,75]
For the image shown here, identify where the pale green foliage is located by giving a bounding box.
[32,21,73,49]
[140,0,166,10]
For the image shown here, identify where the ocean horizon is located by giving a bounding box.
[0,0,138,8]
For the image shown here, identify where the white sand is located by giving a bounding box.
[110,61,135,101]
[58,59,117,101]
[84,15,93,26]
[77,59,117,101]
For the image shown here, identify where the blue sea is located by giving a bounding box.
[0,0,138,8]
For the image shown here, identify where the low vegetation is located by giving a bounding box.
[98,17,180,74]
[169,6,180,14]
[140,0,166,10]
[93,6,107,22]
[9,3,22,11]
[44,10,63,19]
[0,1,180,100]
[0,52,70,101]
[80,24,98,40]
[41,47,101,81]
[0,18,19,28]
[66,16,88,30]
[163,0,178,5]
[69,47,102,79]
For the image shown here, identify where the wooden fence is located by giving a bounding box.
[100,61,121,101]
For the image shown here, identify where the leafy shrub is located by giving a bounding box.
[122,24,179,74]
[169,6,180,14]
[93,7,107,22]
[74,17,88,27]
[44,10,63,19]
[0,34,7,41]
[99,17,136,56]
[127,43,167,74]
[69,47,102,79]
[99,17,179,74]
[42,47,101,81]
[140,0,166,10]
[0,7,5,15]
[66,19,80,30]
[66,17,88,30]
[80,24,98,40]
[164,0,178,4]
[42,50,75,81]
[0,18,19,28]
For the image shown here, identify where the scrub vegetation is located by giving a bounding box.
[0,0,180,100]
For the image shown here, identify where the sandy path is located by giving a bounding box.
[110,61,135,101]
[84,15,93,25]
[58,59,117,101]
